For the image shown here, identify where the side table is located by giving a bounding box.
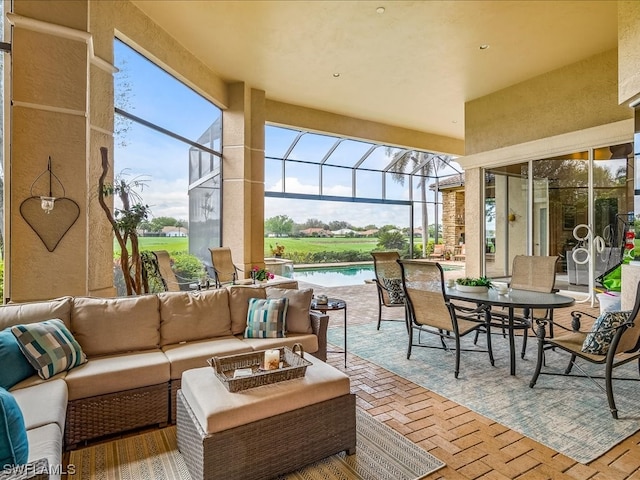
[311,297,347,368]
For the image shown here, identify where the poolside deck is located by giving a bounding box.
[304,279,639,479]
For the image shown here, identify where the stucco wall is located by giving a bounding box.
[465,49,632,156]
[619,0,640,104]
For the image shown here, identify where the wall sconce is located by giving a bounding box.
[508,210,519,223]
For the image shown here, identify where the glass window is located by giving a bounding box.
[114,40,222,265]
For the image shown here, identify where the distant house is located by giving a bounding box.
[299,228,332,237]
[162,226,188,237]
[331,228,355,236]
[357,229,379,237]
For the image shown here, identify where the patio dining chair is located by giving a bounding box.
[488,255,559,357]
[152,250,197,292]
[371,251,405,330]
[398,259,494,378]
[529,281,640,419]
[208,247,244,288]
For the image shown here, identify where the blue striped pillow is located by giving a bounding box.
[11,319,87,379]
[244,298,288,338]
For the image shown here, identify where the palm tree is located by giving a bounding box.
[387,149,452,257]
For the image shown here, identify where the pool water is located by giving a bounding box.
[294,263,462,287]
[294,264,375,287]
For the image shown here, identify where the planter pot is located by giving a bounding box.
[455,284,489,293]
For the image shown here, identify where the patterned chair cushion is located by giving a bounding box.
[383,278,405,304]
[244,298,288,338]
[11,319,87,379]
[581,310,632,355]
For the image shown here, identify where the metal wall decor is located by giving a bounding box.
[19,157,80,252]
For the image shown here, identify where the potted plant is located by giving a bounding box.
[251,265,275,283]
[455,276,493,293]
[98,147,151,296]
[270,243,285,258]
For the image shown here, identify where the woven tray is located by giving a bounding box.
[208,343,311,392]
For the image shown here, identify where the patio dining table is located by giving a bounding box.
[444,287,575,375]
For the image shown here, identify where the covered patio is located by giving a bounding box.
[312,279,635,478]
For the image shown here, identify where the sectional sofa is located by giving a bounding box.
[0,283,328,480]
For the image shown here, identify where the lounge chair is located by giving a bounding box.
[428,243,446,260]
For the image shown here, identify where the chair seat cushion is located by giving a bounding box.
[581,310,631,355]
[11,379,68,433]
[63,350,169,400]
[383,278,405,304]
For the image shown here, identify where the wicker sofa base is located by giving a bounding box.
[176,389,356,480]
[65,382,169,449]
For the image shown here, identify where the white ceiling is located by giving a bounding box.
[130,0,618,141]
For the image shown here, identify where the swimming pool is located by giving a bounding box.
[294,263,462,287]
[293,264,375,287]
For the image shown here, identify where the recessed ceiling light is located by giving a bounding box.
[452,120,458,124]
[376,6,385,14]
[479,44,490,50]
[333,73,341,78]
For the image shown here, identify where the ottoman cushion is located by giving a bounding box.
[181,355,349,434]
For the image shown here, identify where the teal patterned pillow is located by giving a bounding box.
[244,298,288,338]
[0,387,28,467]
[11,319,87,379]
[581,311,631,355]
[383,278,405,304]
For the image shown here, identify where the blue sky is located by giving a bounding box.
[114,40,459,228]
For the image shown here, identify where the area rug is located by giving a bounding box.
[329,322,640,464]
[68,408,444,480]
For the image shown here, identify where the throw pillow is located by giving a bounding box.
[0,387,28,467]
[383,278,405,304]
[266,287,313,333]
[0,329,36,390]
[244,298,288,338]
[581,310,631,355]
[11,319,87,380]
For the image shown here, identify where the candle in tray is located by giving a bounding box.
[264,349,280,370]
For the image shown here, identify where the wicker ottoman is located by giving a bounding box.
[176,355,356,480]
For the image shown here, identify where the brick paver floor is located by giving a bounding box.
[312,281,640,480]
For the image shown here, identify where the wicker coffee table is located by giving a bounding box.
[177,354,356,480]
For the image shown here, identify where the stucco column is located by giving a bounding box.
[7,3,93,302]
[222,83,265,277]
[464,167,483,278]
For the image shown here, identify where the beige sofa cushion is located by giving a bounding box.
[181,354,350,434]
[240,333,319,355]
[266,287,313,333]
[228,286,266,335]
[71,295,160,356]
[162,336,253,380]
[159,289,232,346]
[12,379,68,432]
[63,350,170,400]
[0,297,72,330]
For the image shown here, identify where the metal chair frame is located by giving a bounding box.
[398,259,495,378]
[371,251,405,330]
[529,281,640,419]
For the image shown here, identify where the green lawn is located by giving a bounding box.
[114,237,188,256]
[116,236,410,257]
